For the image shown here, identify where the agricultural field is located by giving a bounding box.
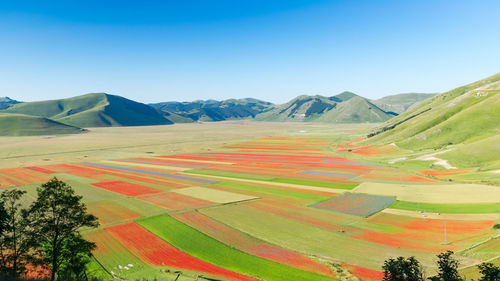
[0,122,498,280]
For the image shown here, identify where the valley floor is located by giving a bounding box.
[0,121,498,280]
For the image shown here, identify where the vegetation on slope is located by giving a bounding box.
[2,93,173,128]
[365,72,500,169]
[372,93,436,114]
[0,97,22,109]
[0,113,84,136]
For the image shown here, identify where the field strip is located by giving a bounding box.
[382,209,500,220]
[159,157,235,165]
[81,162,217,184]
[353,182,500,203]
[101,160,190,171]
[173,186,258,204]
[178,172,350,193]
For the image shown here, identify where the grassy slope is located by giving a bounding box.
[138,214,337,281]
[2,93,172,128]
[365,72,500,169]
[0,113,83,136]
[372,93,435,114]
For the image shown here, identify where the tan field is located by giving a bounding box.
[0,121,372,169]
[353,182,500,203]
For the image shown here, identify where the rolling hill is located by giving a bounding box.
[366,72,500,169]
[0,97,21,109]
[372,93,436,114]
[255,93,395,123]
[150,98,273,122]
[1,93,174,128]
[0,113,84,136]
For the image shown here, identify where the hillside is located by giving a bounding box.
[0,113,84,136]
[1,93,173,128]
[151,98,273,122]
[255,93,394,123]
[372,93,436,114]
[366,72,500,169]
[0,97,21,109]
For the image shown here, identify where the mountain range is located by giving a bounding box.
[0,91,435,136]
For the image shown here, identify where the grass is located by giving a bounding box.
[137,214,337,281]
[0,113,83,136]
[213,182,333,202]
[389,201,500,214]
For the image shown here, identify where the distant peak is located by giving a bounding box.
[333,91,358,101]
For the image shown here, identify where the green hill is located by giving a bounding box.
[255,93,394,123]
[151,98,273,122]
[0,113,84,136]
[2,93,173,128]
[0,97,21,109]
[372,93,436,114]
[366,72,500,169]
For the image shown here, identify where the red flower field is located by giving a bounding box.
[106,222,259,281]
[92,181,163,196]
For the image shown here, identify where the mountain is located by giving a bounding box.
[1,93,173,128]
[366,72,500,168]
[0,97,21,109]
[151,98,273,122]
[0,113,84,136]
[372,93,436,114]
[255,93,395,123]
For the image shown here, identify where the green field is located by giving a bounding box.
[389,201,500,214]
[138,214,337,281]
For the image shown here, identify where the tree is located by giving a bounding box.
[429,251,463,281]
[478,262,500,281]
[0,189,32,277]
[382,256,425,281]
[0,200,7,237]
[47,234,96,281]
[28,178,99,281]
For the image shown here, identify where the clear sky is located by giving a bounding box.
[0,0,499,104]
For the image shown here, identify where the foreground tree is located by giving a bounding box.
[48,234,96,280]
[477,262,500,281]
[28,178,99,281]
[0,189,32,277]
[0,199,7,236]
[382,256,425,281]
[429,251,463,281]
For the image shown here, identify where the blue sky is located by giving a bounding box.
[0,0,499,104]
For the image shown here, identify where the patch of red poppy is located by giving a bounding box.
[106,222,258,281]
[92,181,163,196]
[343,264,384,281]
